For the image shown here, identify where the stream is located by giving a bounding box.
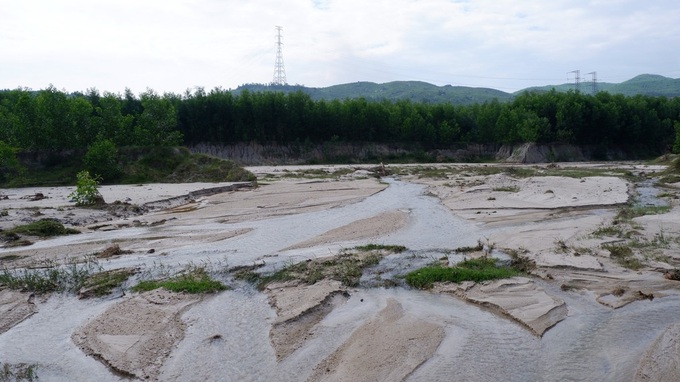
[1,178,679,381]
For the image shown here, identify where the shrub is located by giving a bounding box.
[68,170,105,206]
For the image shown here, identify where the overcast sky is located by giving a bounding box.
[2,0,679,95]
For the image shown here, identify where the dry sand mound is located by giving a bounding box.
[634,323,680,381]
[436,277,567,336]
[0,289,36,334]
[307,298,444,382]
[285,210,409,250]
[72,289,200,380]
[266,280,349,360]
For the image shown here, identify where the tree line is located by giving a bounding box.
[1,85,680,156]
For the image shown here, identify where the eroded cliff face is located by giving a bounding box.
[190,141,630,165]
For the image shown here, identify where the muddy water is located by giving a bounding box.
[163,286,680,382]
[3,179,680,381]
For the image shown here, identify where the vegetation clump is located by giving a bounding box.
[244,246,403,290]
[354,244,406,253]
[0,362,38,382]
[78,268,137,298]
[68,170,105,206]
[8,219,79,237]
[0,257,101,294]
[131,267,226,294]
[405,257,519,289]
[603,244,643,270]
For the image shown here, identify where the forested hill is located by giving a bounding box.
[235,81,513,105]
[519,74,680,97]
[235,74,680,104]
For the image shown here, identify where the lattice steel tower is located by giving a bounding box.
[587,71,598,94]
[273,26,287,85]
[567,70,581,92]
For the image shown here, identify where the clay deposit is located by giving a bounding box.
[1,162,680,381]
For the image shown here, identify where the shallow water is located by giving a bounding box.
[3,178,680,381]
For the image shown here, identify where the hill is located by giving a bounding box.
[234,74,680,104]
[234,81,513,105]
[519,74,680,97]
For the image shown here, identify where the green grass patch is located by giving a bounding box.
[131,267,226,294]
[8,219,79,237]
[405,257,519,289]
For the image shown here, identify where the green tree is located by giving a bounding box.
[0,140,24,184]
[83,138,121,182]
[135,90,182,146]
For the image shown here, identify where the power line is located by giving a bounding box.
[273,26,287,85]
[586,71,597,94]
[567,70,581,92]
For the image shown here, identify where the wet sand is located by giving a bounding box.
[1,162,680,381]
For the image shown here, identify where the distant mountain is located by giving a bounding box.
[233,74,680,105]
[518,74,680,97]
[234,81,513,105]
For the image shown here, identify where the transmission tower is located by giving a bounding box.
[567,70,581,92]
[273,26,287,85]
[587,71,597,94]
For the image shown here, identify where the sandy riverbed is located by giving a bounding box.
[1,162,680,381]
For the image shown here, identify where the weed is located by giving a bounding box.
[592,225,624,238]
[0,257,101,294]
[616,205,671,221]
[8,219,79,237]
[0,210,8,217]
[554,239,569,253]
[131,266,226,294]
[405,257,519,289]
[506,248,536,272]
[354,244,406,253]
[0,362,39,381]
[603,244,643,270]
[252,251,385,290]
[78,268,137,298]
[492,185,520,192]
[454,240,484,253]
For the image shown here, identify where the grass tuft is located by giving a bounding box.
[405,257,519,289]
[78,268,137,298]
[8,219,79,237]
[131,267,226,294]
[0,257,101,294]
[603,244,643,270]
[354,244,406,253]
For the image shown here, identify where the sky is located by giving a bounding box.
[2,0,680,95]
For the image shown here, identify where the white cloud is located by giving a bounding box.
[1,0,678,93]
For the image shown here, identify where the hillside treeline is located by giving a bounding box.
[1,86,679,155]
